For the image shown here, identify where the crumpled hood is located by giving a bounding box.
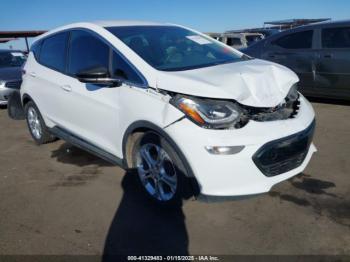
[0,67,22,82]
[156,59,299,107]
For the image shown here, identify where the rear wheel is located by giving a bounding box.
[25,101,56,144]
[132,132,197,204]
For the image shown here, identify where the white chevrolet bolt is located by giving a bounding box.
[20,21,316,203]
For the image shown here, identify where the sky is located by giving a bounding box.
[1,0,349,50]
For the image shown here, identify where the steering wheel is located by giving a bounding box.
[164,48,184,64]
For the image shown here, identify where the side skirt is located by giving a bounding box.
[49,126,126,169]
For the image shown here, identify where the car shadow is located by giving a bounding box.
[51,142,113,167]
[102,170,189,261]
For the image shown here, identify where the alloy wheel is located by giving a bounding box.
[27,107,42,140]
[136,143,177,201]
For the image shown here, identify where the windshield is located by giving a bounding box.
[106,26,244,71]
[0,52,26,68]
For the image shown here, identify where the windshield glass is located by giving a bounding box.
[106,26,244,71]
[0,52,26,68]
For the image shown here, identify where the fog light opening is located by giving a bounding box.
[205,145,244,155]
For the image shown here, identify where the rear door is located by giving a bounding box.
[261,30,317,94]
[315,26,350,98]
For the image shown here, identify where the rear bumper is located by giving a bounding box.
[165,94,317,197]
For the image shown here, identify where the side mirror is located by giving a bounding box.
[76,66,122,87]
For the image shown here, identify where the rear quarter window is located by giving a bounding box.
[322,27,350,48]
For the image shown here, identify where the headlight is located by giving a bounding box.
[170,95,242,129]
[286,83,299,101]
[0,80,5,87]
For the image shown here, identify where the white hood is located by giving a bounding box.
[156,59,299,108]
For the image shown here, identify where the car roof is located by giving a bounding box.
[260,19,350,42]
[288,19,350,31]
[92,20,169,27]
[33,20,179,43]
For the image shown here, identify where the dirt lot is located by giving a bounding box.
[0,101,349,257]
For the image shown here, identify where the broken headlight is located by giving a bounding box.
[286,83,299,102]
[170,95,242,129]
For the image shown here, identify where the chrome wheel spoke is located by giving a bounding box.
[156,149,167,166]
[157,181,167,200]
[140,145,157,168]
[154,180,161,200]
[160,172,177,192]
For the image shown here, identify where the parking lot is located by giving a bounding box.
[0,100,349,256]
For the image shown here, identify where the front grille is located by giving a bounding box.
[5,80,22,89]
[253,119,315,177]
[235,95,301,128]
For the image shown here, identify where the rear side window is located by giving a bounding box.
[322,27,350,48]
[227,37,242,46]
[68,30,110,75]
[273,30,313,49]
[39,32,68,72]
[112,51,143,84]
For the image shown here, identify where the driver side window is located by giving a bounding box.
[68,30,110,75]
[112,51,143,85]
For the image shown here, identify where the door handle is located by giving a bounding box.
[61,85,72,92]
[323,54,333,59]
[29,72,36,77]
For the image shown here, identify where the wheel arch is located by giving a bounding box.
[22,93,34,107]
[122,120,196,179]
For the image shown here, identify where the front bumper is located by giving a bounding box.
[0,87,17,105]
[165,94,316,197]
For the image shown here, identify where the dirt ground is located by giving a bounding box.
[0,100,349,257]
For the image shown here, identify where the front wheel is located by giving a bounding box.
[132,132,197,204]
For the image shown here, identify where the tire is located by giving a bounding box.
[132,132,198,205]
[25,101,56,145]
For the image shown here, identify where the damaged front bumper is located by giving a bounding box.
[164,94,316,197]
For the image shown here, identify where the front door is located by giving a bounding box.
[61,30,121,155]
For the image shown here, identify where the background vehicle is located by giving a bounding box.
[243,20,350,100]
[225,28,279,39]
[217,32,264,49]
[0,50,26,106]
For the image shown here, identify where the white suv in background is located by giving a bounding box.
[21,21,316,203]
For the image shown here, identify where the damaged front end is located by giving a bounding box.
[239,84,300,125]
[168,84,300,130]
